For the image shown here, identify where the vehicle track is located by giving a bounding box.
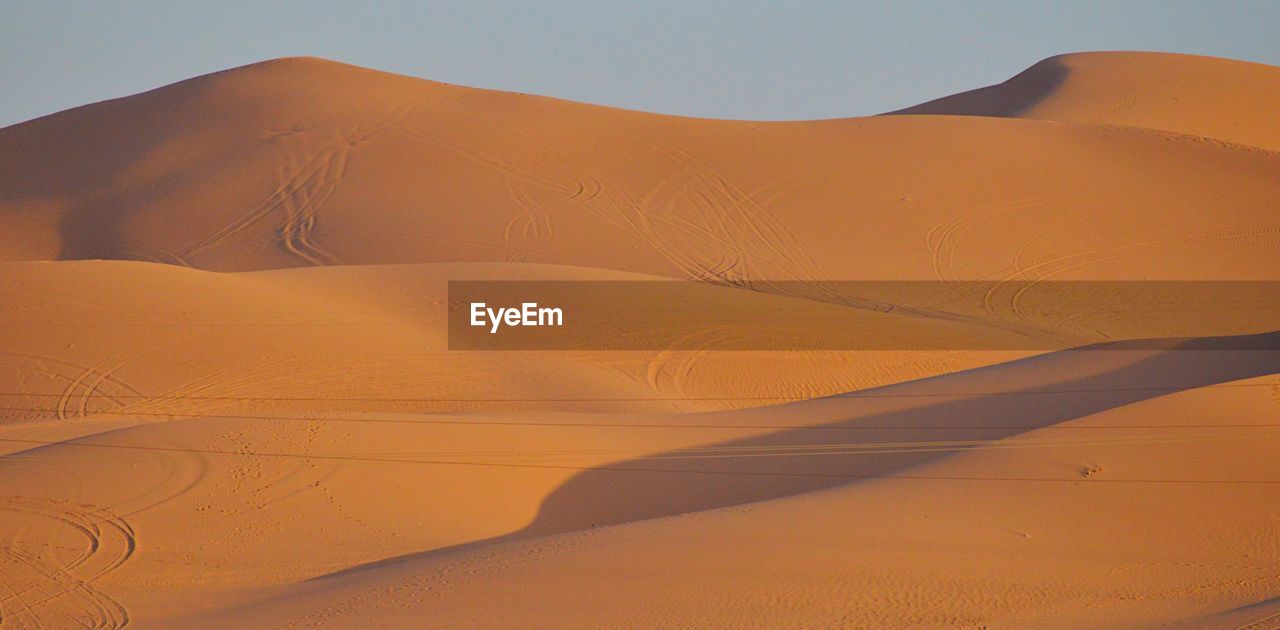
[502,179,555,262]
[0,352,146,422]
[924,196,1086,286]
[275,146,348,266]
[0,497,135,628]
[183,99,428,267]
[397,125,577,195]
[986,225,1280,326]
[56,349,155,422]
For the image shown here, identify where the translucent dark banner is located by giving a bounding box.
[448,281,1280,350]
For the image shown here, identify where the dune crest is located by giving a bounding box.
[890,51,1280,150]
[1,52,1277,282]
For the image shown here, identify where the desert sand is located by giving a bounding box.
[0,51,1277,628]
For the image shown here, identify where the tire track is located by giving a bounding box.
[986,226,1280,325]
[0,497,135,629]
[1,548,129,629]
[925,196,1088,286]
[631,142,859,306]
[181,144,340,262]
[183,99,426,267]
[397,125,577,195]
[0,352,146,422]
[275,101,422,266]
[275,146,348,266]
[55,349,154,421]
[501,179,555,262]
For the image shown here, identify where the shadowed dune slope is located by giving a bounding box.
[890,51,1280,151]
[190,342,1280,628]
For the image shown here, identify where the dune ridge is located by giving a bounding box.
[889,51,1280,151]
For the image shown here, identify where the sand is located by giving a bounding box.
[0,51,1277,627]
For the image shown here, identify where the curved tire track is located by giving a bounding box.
[0,497,136,628]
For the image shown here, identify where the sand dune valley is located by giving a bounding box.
[0,51,1279,628]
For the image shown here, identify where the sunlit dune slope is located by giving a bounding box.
[1,54,1278,283]
[0,260,676,418]
[890,51,1280,151]
[3,259,1272,424]
[2,260,1072,418]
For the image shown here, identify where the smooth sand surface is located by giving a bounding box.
[0,52,1277,627]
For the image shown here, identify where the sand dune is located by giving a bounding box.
[2,56,1278,282]
[3,334,1275,626]
[890,51,1280,151]
[1,51,1278,627]
[202,371,1280,628]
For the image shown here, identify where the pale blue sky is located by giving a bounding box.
[2,1,1278,127]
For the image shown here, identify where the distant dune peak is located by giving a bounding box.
[887,56,1069,118]
[889,50,1280,150]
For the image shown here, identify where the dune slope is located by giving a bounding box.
[890,51,1280,151]
[1,55,1278,283]
[204,371,1280,628]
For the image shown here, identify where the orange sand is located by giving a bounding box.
[0,52,1277,627]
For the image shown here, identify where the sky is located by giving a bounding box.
[2,1,1278,127]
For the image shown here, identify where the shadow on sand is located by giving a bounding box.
[886,55,1069,117]
[319,330,1279,579]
